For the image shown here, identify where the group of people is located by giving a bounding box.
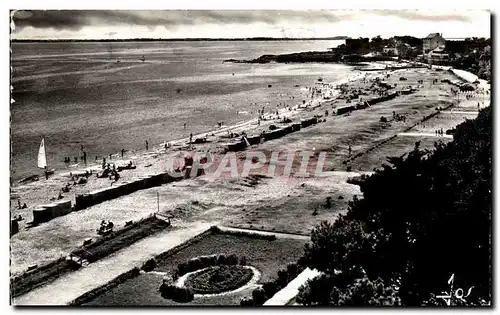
[98,220,114,234]
[392,111,407,123]
[100,163,120,182]
[17,199,27,209]
[435,128,445,136]
[63,151,86,165]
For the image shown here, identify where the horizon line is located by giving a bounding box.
[10,35,485,42]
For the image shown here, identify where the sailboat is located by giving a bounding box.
[38,138,54,179]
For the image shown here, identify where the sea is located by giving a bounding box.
[10,40,351,182]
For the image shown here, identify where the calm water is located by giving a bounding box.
[11,40,350,181]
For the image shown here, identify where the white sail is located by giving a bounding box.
[37,138,47,169]
[243,136,251,147]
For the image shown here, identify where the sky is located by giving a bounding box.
[10,10,491,40]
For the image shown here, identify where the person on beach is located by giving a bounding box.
[102,157,106,169]
[83,151,87,165]
[109,154,112,160]
[145,140,149,151]
[121,148,125,158]
[189,133,193,143]
[74,156,78,163]
[80,143,84,151]
[348,146,352,157]
[183,123,187,130]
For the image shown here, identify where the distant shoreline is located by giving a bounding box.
[10,37,349,43]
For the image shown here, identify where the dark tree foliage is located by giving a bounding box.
[298,107,492,306]
[448,38,491,81]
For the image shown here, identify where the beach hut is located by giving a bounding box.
[11,219,19,236]
[33,206,52,224]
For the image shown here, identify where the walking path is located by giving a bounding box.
[218,226,311,241]
[440,111,480,115]
[13,222,213,305]
[263,267,321,306]
[398,132,453,139]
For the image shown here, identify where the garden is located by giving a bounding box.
[85,229,308,305]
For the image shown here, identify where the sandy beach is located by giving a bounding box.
[10,64,490,278]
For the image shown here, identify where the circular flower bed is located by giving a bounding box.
[184,265,254,294]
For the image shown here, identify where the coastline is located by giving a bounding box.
[10,61,489,275]
[10,67,366,273]
[12,67,365,186]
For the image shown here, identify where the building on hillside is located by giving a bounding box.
[423,33,446,54]
[382,43,398,56]
[427,47,450,65]
[382,40,413,58]
[397,43,413,57]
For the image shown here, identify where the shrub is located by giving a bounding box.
[172,287,194,303]
[216,254,228,265]
[252,287,267,305]
[240,297,254,306]
[277,269,289,287]
[160,284,177,299]
[209,226,222,233]
[187,257,203,272]
[239,256,248,266]
[160,284,195,302]
[198,255,217,268]
[262,281,280,299]
[177,262,189,277]
[286,263,299,280]
[227,254,239,265]
[141,258,157,272]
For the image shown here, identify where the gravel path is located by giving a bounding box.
[13,221,213,305]
[263,267,321,306]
